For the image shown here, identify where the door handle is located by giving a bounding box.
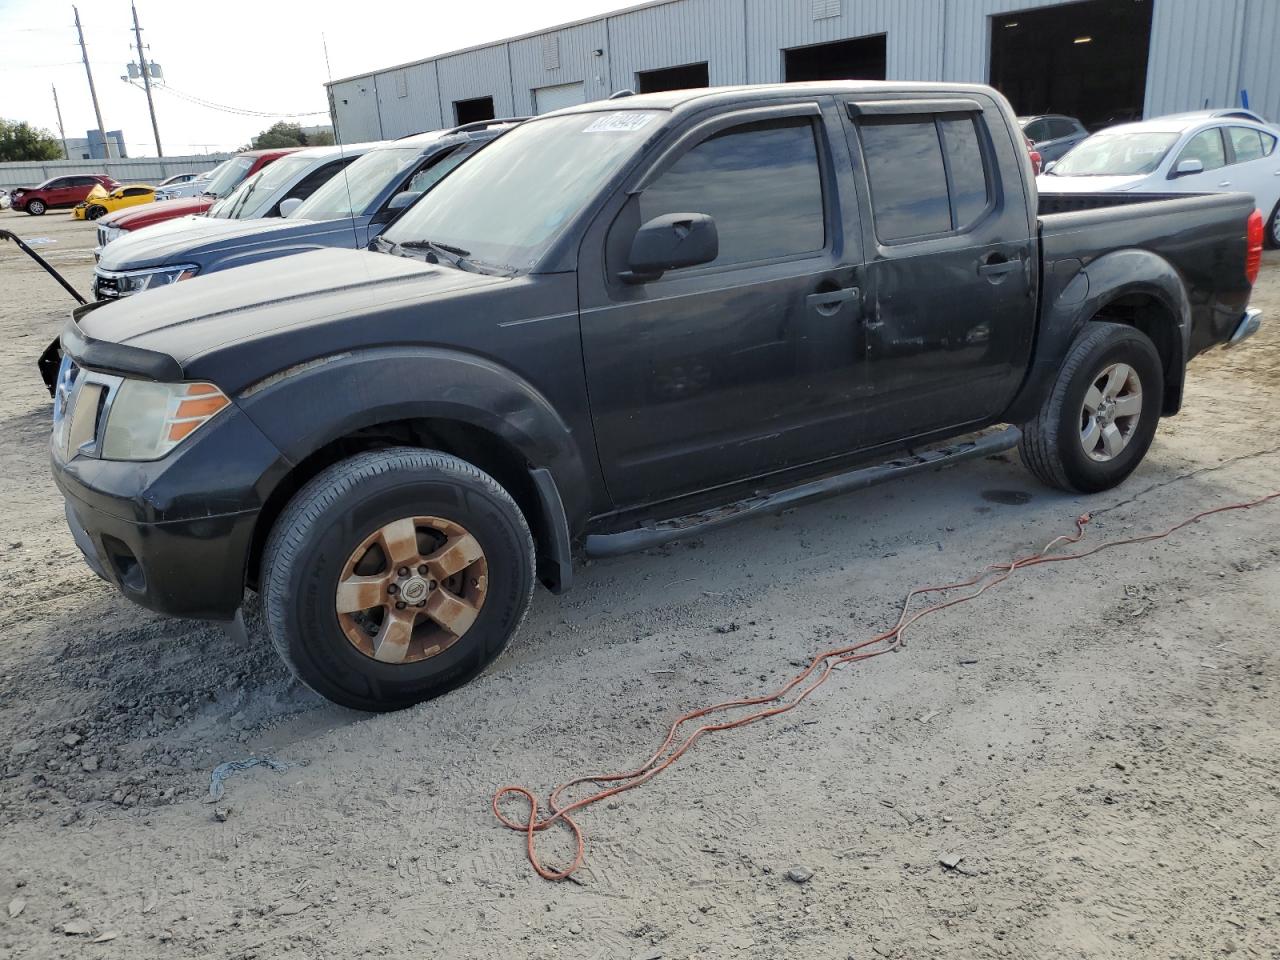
[977,255,1020,278]
[806,286,860,316]
[1218,181,1232,187]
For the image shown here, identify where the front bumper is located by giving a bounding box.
[1226,307,1262,348]
[51,403,288,621]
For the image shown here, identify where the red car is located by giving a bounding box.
[94,147,299,247]
[10,174,118,215]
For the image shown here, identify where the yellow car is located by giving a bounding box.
[72,184,157,221]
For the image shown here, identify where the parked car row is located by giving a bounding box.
[44,82,1263,712]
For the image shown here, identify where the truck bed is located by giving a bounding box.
[1037,191,1209,215]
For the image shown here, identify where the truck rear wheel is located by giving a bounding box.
[261,447,535,712]
[1018,322,1163,493]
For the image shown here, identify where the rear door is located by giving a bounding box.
[841,95,1035,446]
[579,100,868,506]
[1223,125,1280,220]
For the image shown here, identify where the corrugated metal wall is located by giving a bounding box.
[509,19,610,116]
[436,43,517,125]
[327,0,1280,139]
[0,155,232,192]
[606,0,745,88]
[745,0,944,83]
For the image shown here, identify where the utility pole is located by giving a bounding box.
[72,5,115,159]
[51,85,71,160]
[130,2,162,157]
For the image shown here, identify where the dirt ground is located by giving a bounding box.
[1,209,1277,960]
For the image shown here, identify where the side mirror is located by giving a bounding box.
[279,197,303,218]
[372,191,419,225]
[623,213,718,283]
[1173,158,1204,178]
[1042,160,1057,174]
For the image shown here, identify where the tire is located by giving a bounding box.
[1019,321,1164,494]
[261,447,535,712]
[86,205,107,221]
[1266,199,1280,250]
[26,199,45,216]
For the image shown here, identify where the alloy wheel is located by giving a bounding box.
[1080,362,1143,462]
[335,516,488,664]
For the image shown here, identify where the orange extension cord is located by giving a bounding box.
[493,489,1280,881]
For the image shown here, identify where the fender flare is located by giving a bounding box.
[236,346,590,577]
[1004,248,1191,422]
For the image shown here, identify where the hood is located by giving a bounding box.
[96,213,360,268]
[76,247,509,391]
[1035,173,1149,194]
[101,195,212,229]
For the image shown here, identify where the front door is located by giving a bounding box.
[840,97,1036,446]
[579,103,868,507]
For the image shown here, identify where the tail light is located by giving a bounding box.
[1245,209,1263,285]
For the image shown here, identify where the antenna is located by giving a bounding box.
[321,34,361,250]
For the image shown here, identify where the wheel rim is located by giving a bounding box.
[1080,362,1143,462]
[335,516,488,664]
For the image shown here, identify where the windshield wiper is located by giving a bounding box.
[393,239,481,272]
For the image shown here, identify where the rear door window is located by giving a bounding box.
[1227,126,1267,163]
[1177,129,1227,171]
[1023,119,1049,141]
[637,116,826,270]
[858,112,992,242]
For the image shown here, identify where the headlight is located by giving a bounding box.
[98,225,125,247]
[105,263,200,295]
[101,380,230,460]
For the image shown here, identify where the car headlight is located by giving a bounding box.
[101,379,230,460]
[111,263,200,295]
[98,225,125,246]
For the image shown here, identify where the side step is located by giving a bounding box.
[583,426,1022,559]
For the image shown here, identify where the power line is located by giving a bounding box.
[124,79,327,118]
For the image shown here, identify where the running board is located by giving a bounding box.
[583,426,1022,559]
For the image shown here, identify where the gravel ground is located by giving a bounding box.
[1,209,1278,960]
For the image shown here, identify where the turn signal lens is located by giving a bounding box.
[1246,209,1263,286]
[101,380,230,461]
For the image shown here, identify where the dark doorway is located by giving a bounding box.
[990,0,1153,131]
[783,34,887,83]
[454,96,495,126]
[636,62,710,94]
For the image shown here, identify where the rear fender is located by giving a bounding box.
[1004,248,1190,422]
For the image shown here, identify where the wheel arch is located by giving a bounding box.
[1006,248,1190,422]
[239,349,588,596]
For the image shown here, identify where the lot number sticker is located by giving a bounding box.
[584,112,657,133]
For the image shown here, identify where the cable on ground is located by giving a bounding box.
[493,488,1279,880]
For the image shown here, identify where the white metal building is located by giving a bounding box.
[325,0,1280,141]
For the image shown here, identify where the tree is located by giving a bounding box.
[246,122,335,150]
[0,118,63,162]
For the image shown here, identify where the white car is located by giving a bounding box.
[154,167,218,202]
[0,188,10,210]
[1039,115,1280,247]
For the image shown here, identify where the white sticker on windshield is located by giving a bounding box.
[584,112,657,133]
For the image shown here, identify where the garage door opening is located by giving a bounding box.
[636,62,709,94]
[454,96,495,126]
[990,0,1153,131]
[784,34,887,83]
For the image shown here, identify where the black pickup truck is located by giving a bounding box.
[49,82,1264,710]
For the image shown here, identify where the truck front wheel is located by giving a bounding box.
[261,447,535,711]
[1018,322,1164,493]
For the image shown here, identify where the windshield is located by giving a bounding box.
[1049,131,1179,176]
[293,145,421,220]
[202,156,254,197]
[382,111,663,271]
[208,155,314,219]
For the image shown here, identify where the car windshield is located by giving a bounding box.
[382,111,663,272]
[208,155,314,219]
[201,155,257,197]
[293,145,421,220]
[1049,131,1179,176]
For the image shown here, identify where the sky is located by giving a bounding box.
[0,0,624,155]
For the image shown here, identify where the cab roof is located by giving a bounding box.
[547,80,1000,117]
